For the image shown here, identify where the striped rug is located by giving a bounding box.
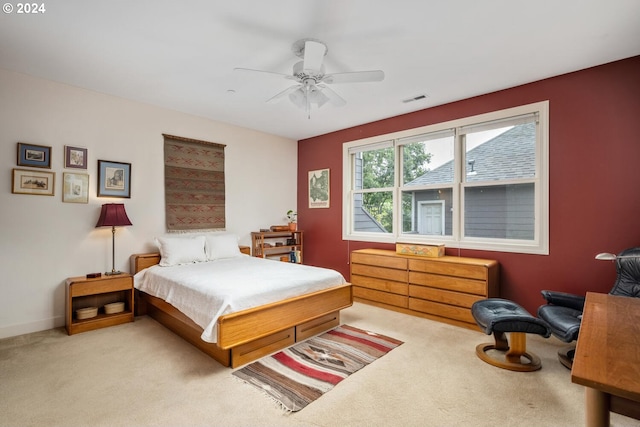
[232,325,403,412]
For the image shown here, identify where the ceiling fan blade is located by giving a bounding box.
[234,67,296,81]
[323,70,385,84]
[266,84,302,103]
[317,84,346,107]
[302,40,326,74]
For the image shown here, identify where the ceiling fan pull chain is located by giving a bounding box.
[305,83,311,119]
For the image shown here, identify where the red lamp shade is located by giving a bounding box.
[95,203,132,228]
[96,203,132,275]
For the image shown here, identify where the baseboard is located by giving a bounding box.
[0,315,65,339]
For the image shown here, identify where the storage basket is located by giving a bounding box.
[104,302,125,314]
[76,307,98,320]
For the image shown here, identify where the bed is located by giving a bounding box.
[130,234,352,368]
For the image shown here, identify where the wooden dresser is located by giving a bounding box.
[350,249,499,330]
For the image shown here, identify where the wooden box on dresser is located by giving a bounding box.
[350,249,499,330]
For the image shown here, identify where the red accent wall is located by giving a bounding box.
[297,56,640,315]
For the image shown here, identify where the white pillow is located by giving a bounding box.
[155,235,207,266]
[205,233,241,260]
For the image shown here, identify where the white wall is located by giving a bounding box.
[0,69,298,338]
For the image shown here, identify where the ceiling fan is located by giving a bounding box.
[234,38,385,118]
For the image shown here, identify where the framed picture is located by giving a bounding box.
[62,172,89,203]
[17,142,51,169]
[308,168,330,208]
[12,168,55,196]
[98,160,131,198]
[64,146,88,169]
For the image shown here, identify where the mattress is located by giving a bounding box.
[133,254,347,343]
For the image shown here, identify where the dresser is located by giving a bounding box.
[350,249,499,329]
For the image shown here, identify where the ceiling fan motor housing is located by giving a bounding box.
[293,61,324,83]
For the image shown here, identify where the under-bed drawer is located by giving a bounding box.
[296,311,340,341]
[231,327,295,368]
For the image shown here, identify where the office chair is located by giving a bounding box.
[537,247,640,368]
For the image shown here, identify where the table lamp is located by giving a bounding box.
[95,203,132,275]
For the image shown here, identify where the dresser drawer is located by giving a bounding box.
[351,251,408,270]
[351,274,408,295]
[409,271,487,296]
[408,298,475,324]
[351,264,407,282]
[354,287,408,308]
[409,285,485,308]
[408,258,487,280]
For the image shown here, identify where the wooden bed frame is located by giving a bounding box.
[130,252,353,368]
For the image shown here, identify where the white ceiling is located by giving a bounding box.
[1,1,639,141]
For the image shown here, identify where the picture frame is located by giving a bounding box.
[62,172,89,204]
[64,145,88,169]
[17,142,51,169]
[97,160,131,198]
[12,168,55,196]
[308,168,330,208]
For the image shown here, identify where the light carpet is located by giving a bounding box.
[233,325,403,411]
[1,302,639,426]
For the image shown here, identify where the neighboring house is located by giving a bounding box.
[354,196,387,232]
[404,122,536,239]
[353,123,536,237]
[353,153,387,232]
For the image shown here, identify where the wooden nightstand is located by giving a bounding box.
[65,273,134,335]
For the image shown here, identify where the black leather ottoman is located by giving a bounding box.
[471,298,551,372]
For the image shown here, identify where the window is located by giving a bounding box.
[350,141,394,234]
[342,101,549,255]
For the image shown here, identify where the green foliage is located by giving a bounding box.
[402,143,432,184]
[361,143,432,232]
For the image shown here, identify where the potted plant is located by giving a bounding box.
[286,210,297,231]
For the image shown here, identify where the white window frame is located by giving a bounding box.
[342,101,549,255]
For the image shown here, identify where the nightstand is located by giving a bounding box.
[65,273,134,335]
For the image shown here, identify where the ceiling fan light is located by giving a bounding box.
[288,88,306,108]
[311,89,330,108]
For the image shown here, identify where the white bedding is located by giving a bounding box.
[133,254,347,343]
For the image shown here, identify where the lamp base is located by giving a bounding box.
[105,270,124,276]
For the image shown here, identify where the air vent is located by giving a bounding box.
[402,94,428,103]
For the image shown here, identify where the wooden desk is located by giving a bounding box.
[571,292,640,427]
